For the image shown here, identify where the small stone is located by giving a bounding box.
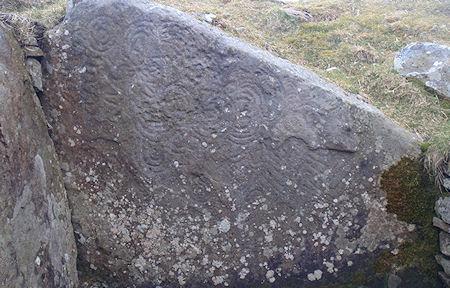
[201,13,217,24]
[22,36,38,46]
[387,273,402,288]
[440,232,450,256]
[24,46,44,57]
[443,178,450,191]
[436,197,450,224]
[439,271,450,287]
[436,254,450,275]
[281,7,313,22]
[394,42,450,100]
[26,58,43,91]
[433,217,450,233]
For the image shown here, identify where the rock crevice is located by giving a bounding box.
[0,23,78,288]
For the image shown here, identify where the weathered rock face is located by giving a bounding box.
[0,25,78,287]
[43,0,420,286]
[394,42,450,99]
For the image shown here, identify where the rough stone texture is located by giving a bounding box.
[66,0,82,13]
[441,232,450,257]
[439,271,450,288]
[24,45,45,57]
[444,178,450,191]
[26,57,43,91]
[43,0,420,286]
[387,273,402,288]
[436,197,450,225]
[434,217,450,233]
[394,42,450,99]
[436,254,450,276]
[0,25,78,287]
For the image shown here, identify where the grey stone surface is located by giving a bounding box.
[0,25,78,287]
[394,42,450,99]
[24,45,44,57]
[441,232,450,257]
[43,0,420,286]
[436,254,450,276]
[434,217,450,233]
[436,197,450,224]
[282,7,314,22]
[439,271,450,288]
[444,178,450,191]
[26,57,43,91]
[387,273,402,288]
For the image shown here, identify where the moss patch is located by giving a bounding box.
[378,157,440,287]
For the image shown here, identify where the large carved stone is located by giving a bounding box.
[43,0,420,286]
[0,25,78,287]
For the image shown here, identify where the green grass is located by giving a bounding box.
[3,0,450,160]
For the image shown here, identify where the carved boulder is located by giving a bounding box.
[43,0,420,286]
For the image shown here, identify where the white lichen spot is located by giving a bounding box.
[212,275,226,285]
[266,270,275,283]
[35,256,41,266]
[239,268,249,279]
[218,219,231,233]
[177,275,186,285]
[307,270,323,281]
[284,253,294,260]
[212,260,223,268]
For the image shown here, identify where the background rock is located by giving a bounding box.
[43,0,420,286]
[436,197,450,224]
[0,25,78,287]
[441,232,450,256]
[394,42,450,99]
